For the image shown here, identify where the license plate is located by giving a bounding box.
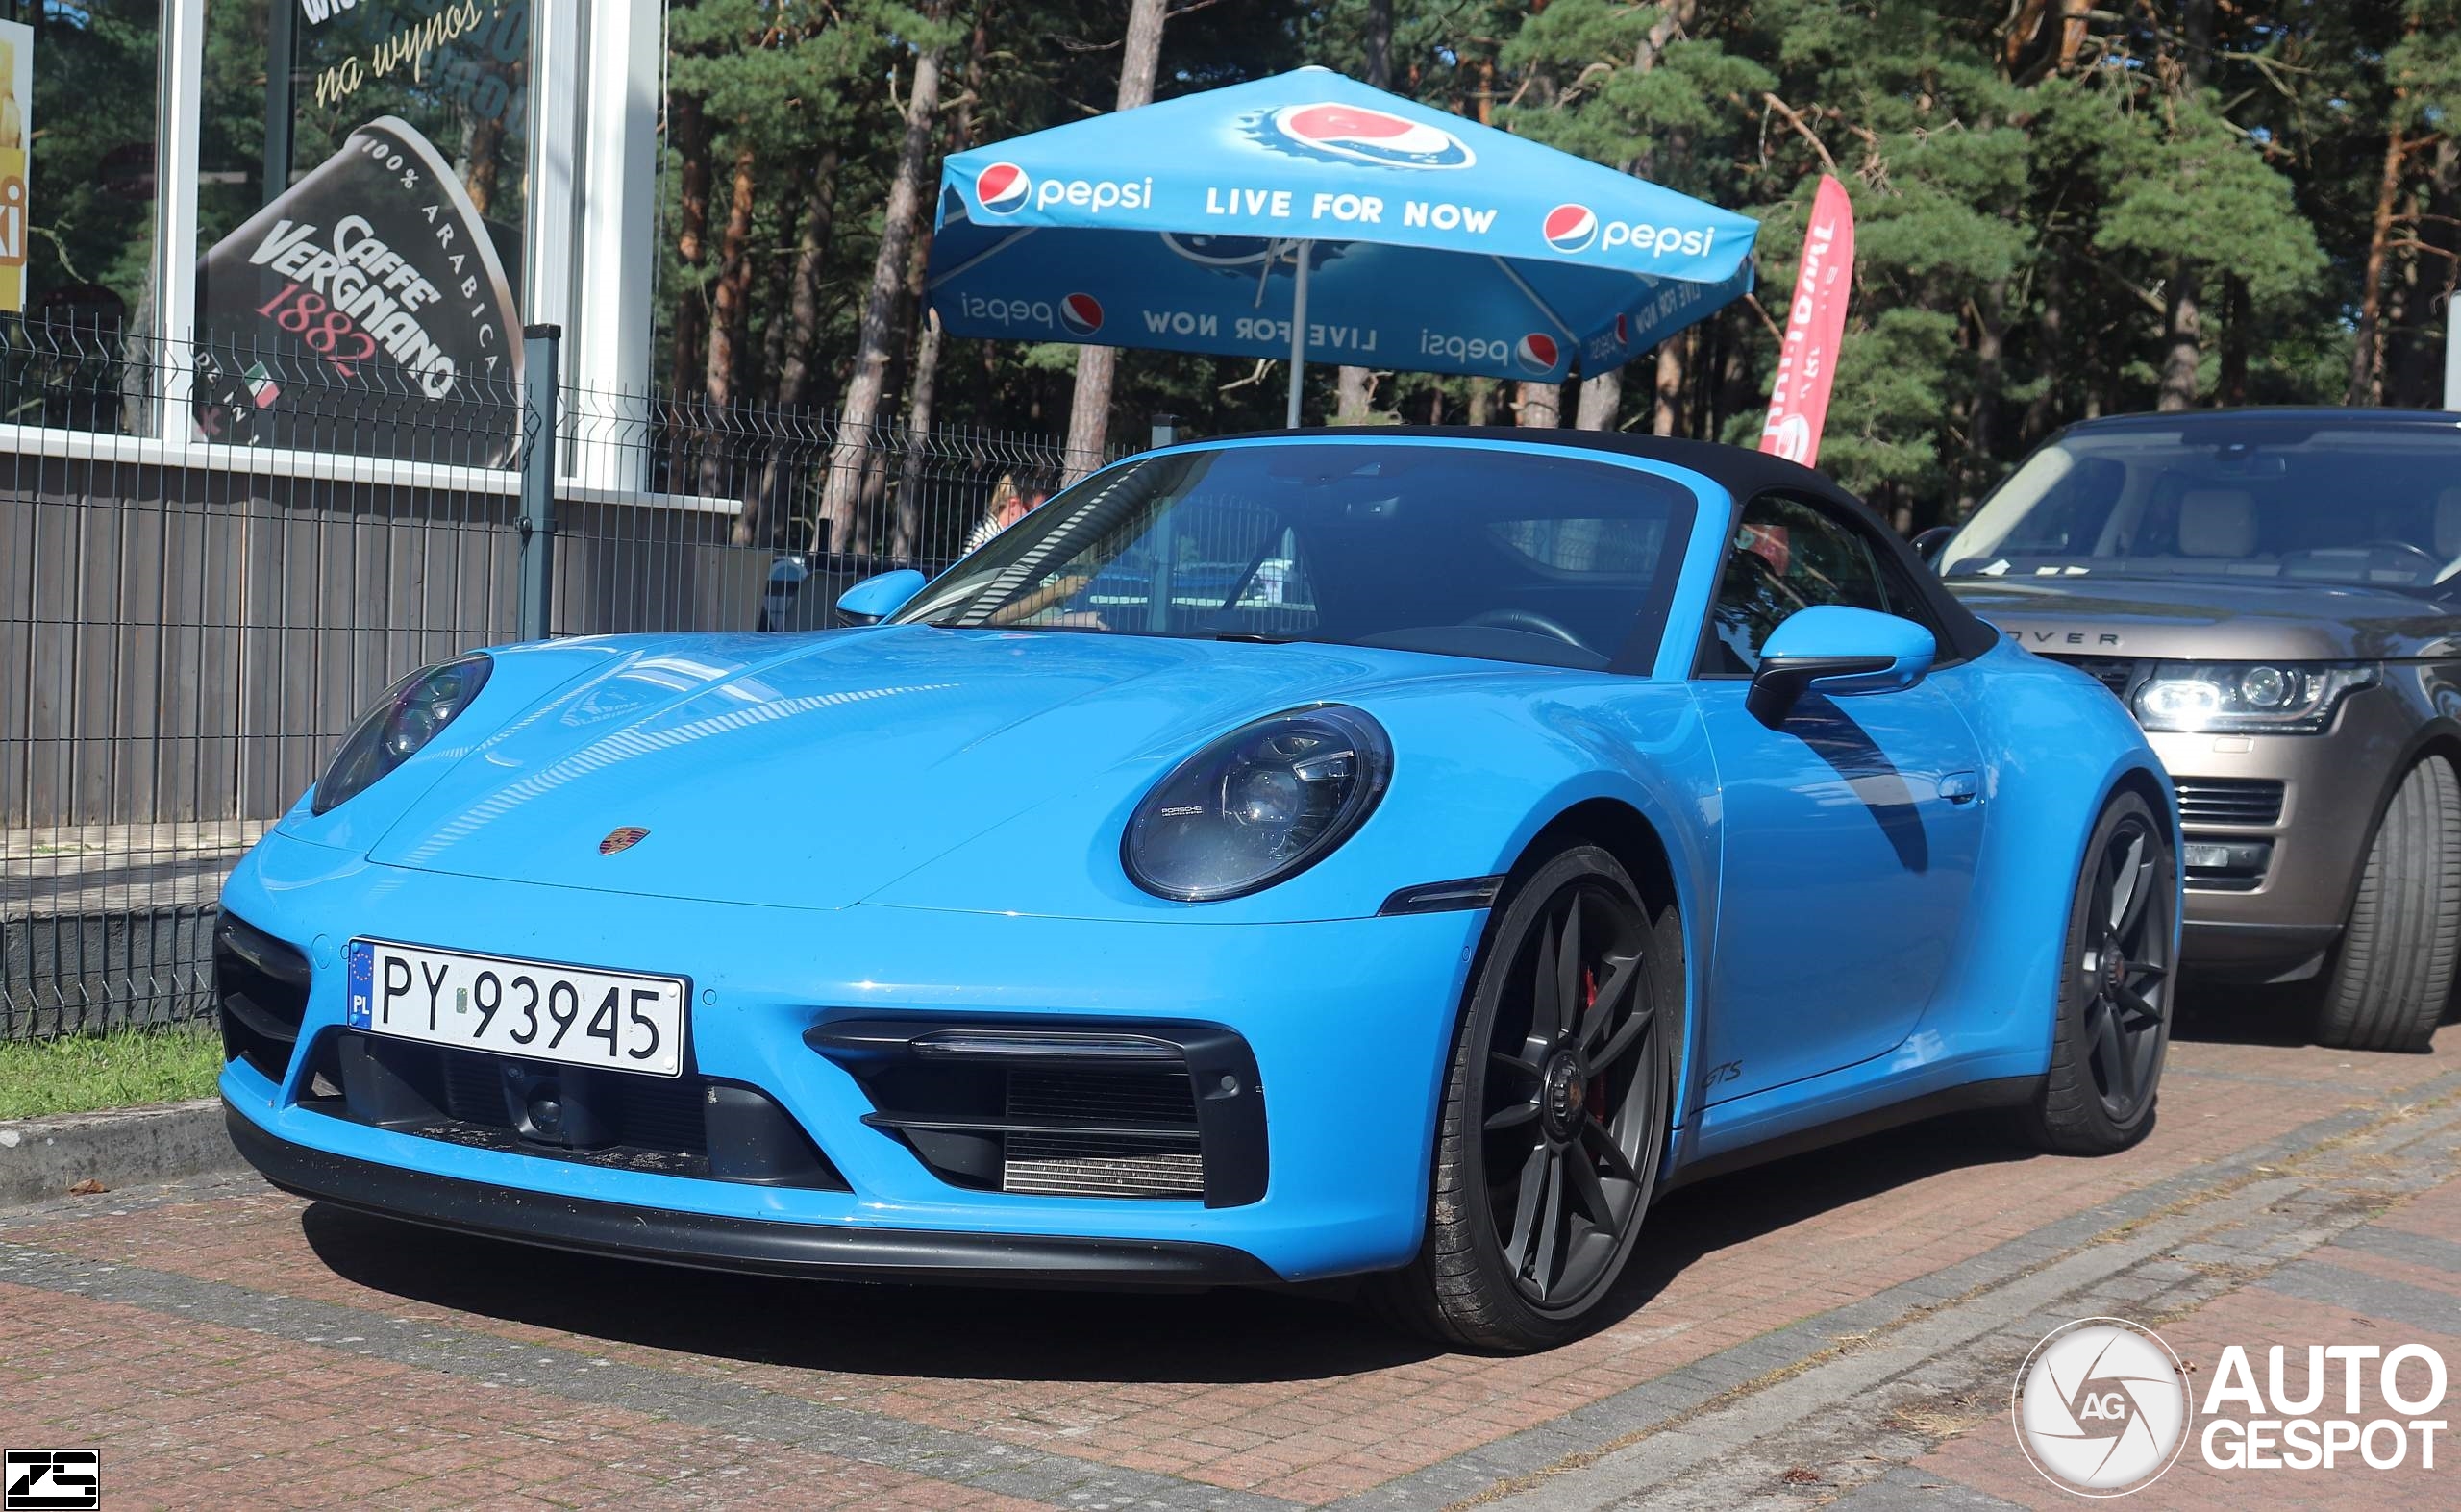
[345,939,685,1077]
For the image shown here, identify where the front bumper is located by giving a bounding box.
[218,831,1483,1284]
[226,1105,1279,1287]
[2149,685,2411,978]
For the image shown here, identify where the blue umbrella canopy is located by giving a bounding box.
[928,66,1758,422]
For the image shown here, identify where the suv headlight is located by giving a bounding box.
[2131,661,2376,734]
[1124,706,1392,901]
[312,654,493,812]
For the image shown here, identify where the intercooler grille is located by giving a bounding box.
[1001,1069,1205,1199]
[807,1017,1268,1207]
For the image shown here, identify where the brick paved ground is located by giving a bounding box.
[1,1002,2453,1510]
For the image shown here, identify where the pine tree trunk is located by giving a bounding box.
[704,140,758,409]
[2021,257,2066,444]
[1334,0,1392,423]
[1467,378,1494,426]
[1963,281,2006,507]
[2218,273,2249,406]
[2389,137,2457,407]
[1062,0,1167,476]
[758,180,803,407]
[892,314,943,562]
[886,9,990,558]
[817,27,950,555]
[668,93,713,404]
[2156,274,2200,411]
[1652,334,1685,436]
[1515,381,1561,428]
[2349,127,2411,406]
[699,139,758,515]
[1571,1,1690,434]
[776,148,842,409]
[1575,372,1619,429]
[2156,0,2213,413]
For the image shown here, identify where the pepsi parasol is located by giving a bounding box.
[929,67,1759,426]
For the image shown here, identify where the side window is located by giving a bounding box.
[1701,494,1890,675]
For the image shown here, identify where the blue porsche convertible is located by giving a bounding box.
[217,431,2177,1350]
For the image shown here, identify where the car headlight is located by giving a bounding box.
[2130,661,2376,734]
[311,654,493,813]
[1124,706,1392,901]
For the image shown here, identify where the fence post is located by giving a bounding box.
[1150,413,1180,449]
[517,324,562,642]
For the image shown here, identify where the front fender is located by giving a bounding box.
[861,676,1722,929]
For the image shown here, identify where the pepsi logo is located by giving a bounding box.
[976,161,1031,214]
[1516,333,1560,376]
[1544,204,1599,254]
[1260,102,1474,170]
[1614,312,1630,345]
[1059,293,1105,336]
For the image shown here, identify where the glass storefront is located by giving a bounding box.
[4,0,160,337]
[191,0,531,457]
[0,0,654,451]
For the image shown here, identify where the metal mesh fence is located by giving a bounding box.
[1,318,1091,1039]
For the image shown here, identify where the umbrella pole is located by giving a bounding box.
[1285,239,1311,428]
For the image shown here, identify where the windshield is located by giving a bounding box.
[891,443,1698,671]
[1940,421,2461,590]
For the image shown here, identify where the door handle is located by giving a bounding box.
[1939,771,1979,805]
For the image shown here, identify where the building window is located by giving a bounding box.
[0,0,161,432]
[191,0,529,459]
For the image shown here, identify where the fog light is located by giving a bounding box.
[2183,838,2272,889]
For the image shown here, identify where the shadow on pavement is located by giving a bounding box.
[296,1110,2039,1379]
[2169,978,2326,1048]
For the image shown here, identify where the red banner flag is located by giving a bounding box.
[1757,175,1855,467]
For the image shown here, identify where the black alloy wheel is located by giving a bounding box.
[2024,790,2175,1154]
[2077,809,2171,1123]
[1379,846,1673,1351]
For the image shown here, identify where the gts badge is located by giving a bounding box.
[1699,1059,1742,1094]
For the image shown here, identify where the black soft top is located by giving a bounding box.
[1206,426,2002,663]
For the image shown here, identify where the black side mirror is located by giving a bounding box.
[1747,655,1900,728]
[1908,525,1955,567]
[1744,607,1940,728]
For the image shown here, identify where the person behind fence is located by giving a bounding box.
[962,474,1044,555]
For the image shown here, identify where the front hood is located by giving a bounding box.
[1946,576,2458,661]
[367,627,1514,909]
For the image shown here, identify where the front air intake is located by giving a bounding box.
[214,914,312,1082]
[806,1018,1266,1206]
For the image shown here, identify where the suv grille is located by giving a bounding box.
[2047,655,2138,702]
[2174,778,2286,827]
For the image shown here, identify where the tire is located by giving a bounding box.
[2022,790,2175,1155]
[2315,756,2461,1053]
[1374,846,1676,1351]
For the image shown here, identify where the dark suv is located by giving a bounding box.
[1929,409,2460,1051]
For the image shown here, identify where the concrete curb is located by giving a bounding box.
[0,1100,240,1207]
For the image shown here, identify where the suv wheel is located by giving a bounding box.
[2315,755,2461,1053]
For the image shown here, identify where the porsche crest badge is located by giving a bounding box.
[597,827,651,856]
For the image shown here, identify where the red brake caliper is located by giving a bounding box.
[1581,968,1602,1126]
